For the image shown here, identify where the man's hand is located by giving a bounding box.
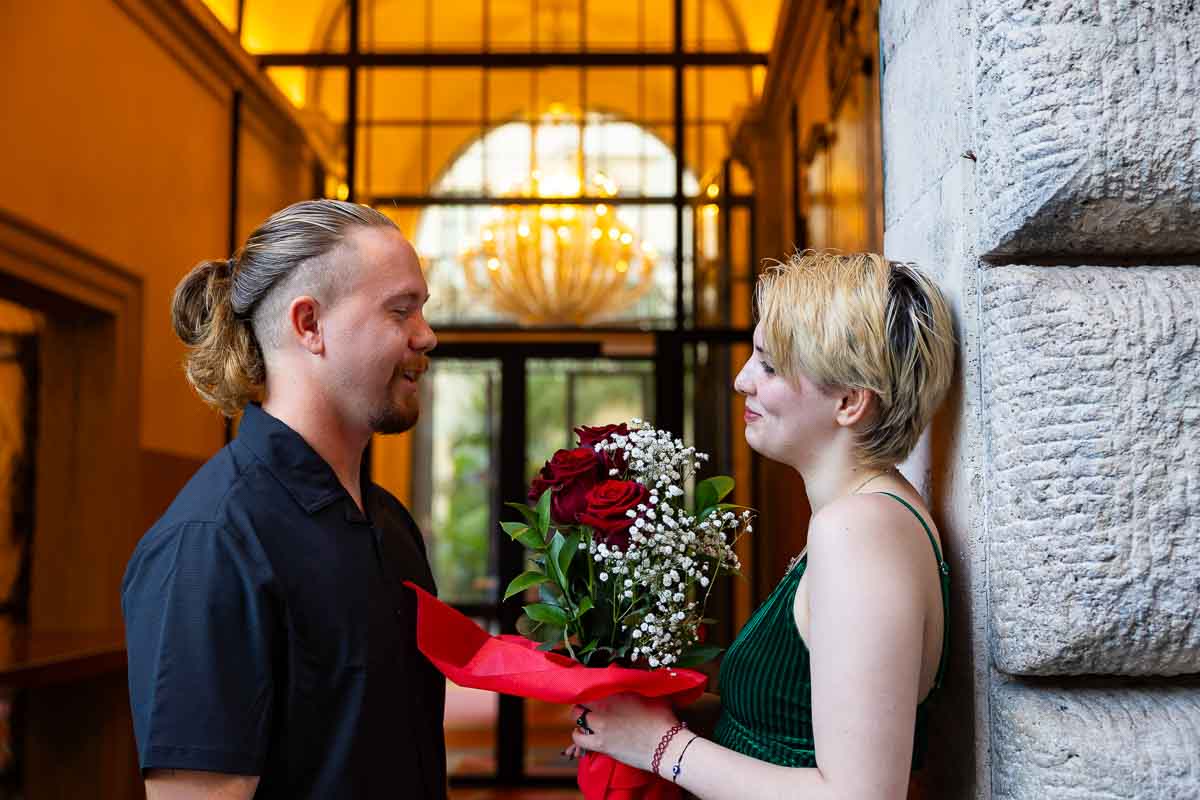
[145,769,260,800]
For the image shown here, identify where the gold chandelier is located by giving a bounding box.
[458,170,658,326]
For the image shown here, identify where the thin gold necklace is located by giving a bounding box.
[849,468,892,496]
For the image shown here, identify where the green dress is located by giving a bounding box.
[713,492,950,769]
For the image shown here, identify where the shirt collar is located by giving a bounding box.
[237,403,362,516]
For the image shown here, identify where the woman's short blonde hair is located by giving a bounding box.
[756,250,956,469]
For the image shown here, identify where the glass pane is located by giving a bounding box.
[489,0,537,51]
[586,0,673,50]
[534,1,582,51]
[430,69,485,122]
[525,358,655,479]
[687,67,755,124]
[361,125,427,197]
[241,0,347,53]
[365,0,427,49]
[432,0,483,49]
[406,358,501,606]
[523,357,655,775]
[265,67,347,123]
[362,69,426,122]
[692,0,744,50]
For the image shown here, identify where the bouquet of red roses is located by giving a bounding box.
[409,420,753,799]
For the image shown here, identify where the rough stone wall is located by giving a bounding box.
[975,1,1200,260]
[992,681,1200,799]
[984,266,1200,677]
[881,0,1200,797]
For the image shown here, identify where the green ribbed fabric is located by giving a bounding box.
[713,492,950,770]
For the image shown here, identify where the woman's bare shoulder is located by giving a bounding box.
[807,493,933,583]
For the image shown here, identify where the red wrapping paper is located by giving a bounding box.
[404,581,707,799]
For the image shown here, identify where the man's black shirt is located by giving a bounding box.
[122,404,446,798]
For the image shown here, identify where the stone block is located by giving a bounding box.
[992,681,1200,800]
[880,0,969,228]
[983,265,1200,675]
[976,1,1200,258]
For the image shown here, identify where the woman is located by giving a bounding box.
[568,251,956,799]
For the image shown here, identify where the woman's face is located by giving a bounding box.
[733,322,838,469]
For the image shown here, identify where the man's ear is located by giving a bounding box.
[834,386,876,428]
[288,296,324,355]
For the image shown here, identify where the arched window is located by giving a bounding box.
[415,112,699,327]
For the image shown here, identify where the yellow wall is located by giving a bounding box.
[0,0,316,462]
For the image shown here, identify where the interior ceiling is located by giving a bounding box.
[234,0,782,54]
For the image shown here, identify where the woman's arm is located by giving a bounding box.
[572,498,927,800]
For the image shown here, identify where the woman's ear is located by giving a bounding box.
[834,386,876,428]
[288,296,324,355]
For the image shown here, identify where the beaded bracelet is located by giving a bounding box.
[671,734,699,783]
[650,721,687,777]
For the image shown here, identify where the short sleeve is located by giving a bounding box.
[121,522,279,775]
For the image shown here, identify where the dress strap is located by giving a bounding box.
[873,492,951,690]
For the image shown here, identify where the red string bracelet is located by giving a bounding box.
[650,721,687,777]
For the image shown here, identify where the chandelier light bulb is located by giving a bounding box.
[459,165,657,325]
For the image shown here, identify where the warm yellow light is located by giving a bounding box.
[702,203,719,217]
[336,183,350,201]
[706,184,720,199]
[459,166,656,325]
[548,102,568,116]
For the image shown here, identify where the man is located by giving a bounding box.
[122,200,445,798]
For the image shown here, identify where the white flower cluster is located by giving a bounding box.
[591,420,754,667]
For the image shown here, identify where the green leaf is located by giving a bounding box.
[524,602,569,627]
[536,489,553,534]
[500,521,546,551]
[673,645,725,668]
[695,476,735,514]
[557,531,581,581]
[504,570,551,600]
[505,501,540,527]
[546,531,567,586]
[532,623,564,644]
[577,596,594,616]
[578,639,599,656]
[500,521,529,538]
[516,614,539,639]
[536,640,562,652]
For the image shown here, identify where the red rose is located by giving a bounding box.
[528,448,604,525]
[578,479,650,551]
[574,423,630,448]
[575,423,630,472]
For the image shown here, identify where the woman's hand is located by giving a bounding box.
[569,694,682,773]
